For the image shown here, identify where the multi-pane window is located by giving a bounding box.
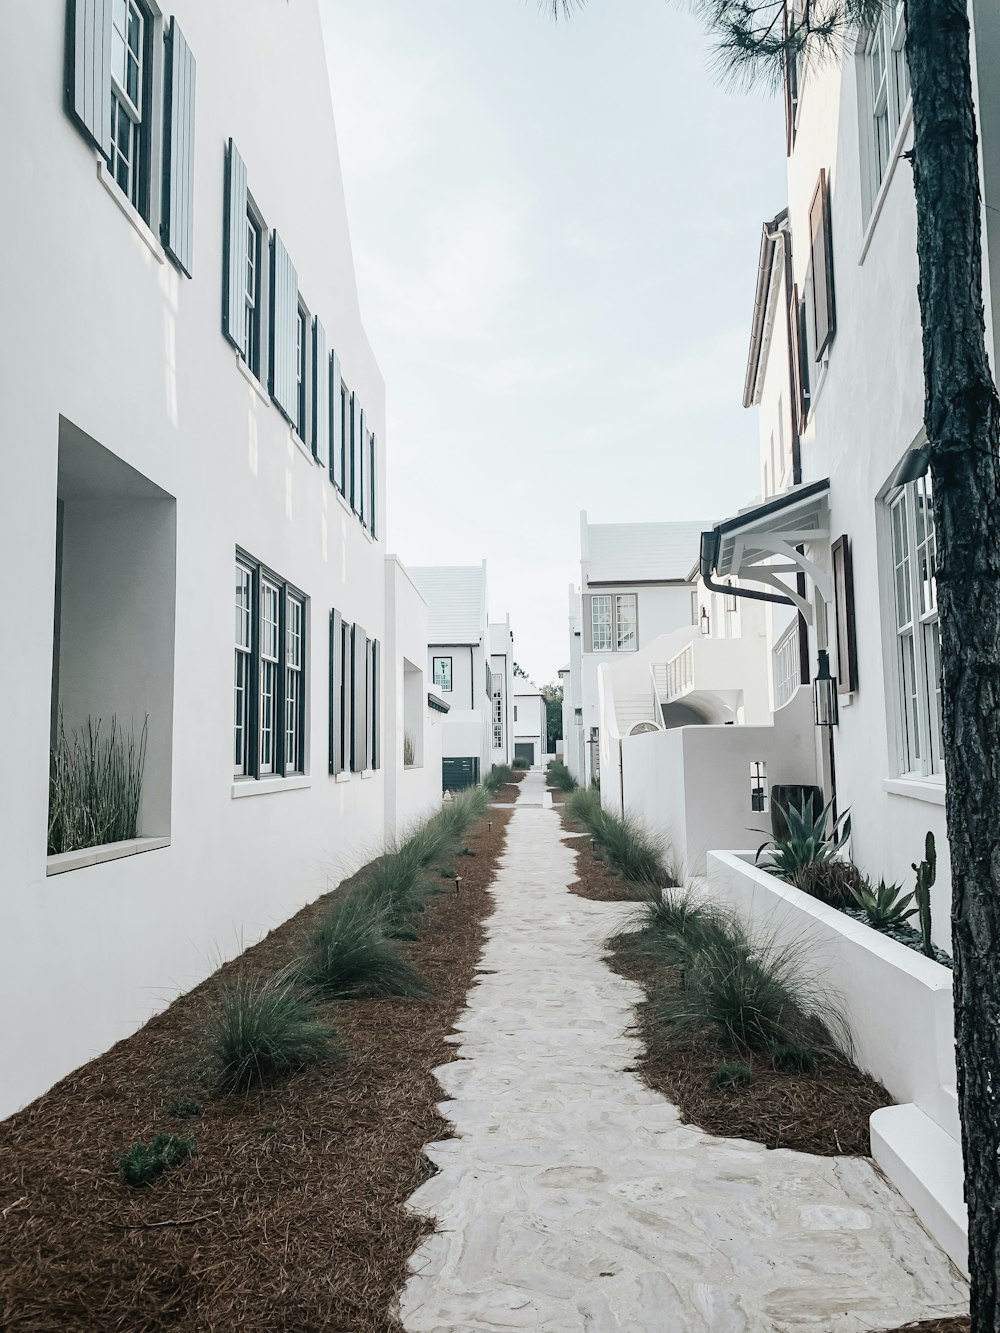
[433,657,452,692]
[862,0,910,208]
[591,595,613,652]
[888,475,942,776]
[492,672,504,750]
[590,594,638,652]
[234,553,307,782]
[234,565,253,775]
[773,625,800,711]
[295,305,308,439]
[109,0,146,213]
[615,594,637,650]
[244,208,262,375]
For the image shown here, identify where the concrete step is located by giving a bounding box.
[871,1102,968,1277]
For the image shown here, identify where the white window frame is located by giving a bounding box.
[858,1,911,222]
[432,656,452,692]
[773,623,799,711]
[492,672,504,750]
[234,563,253,776]
[887,476,943,778]
[591,595,613,652]
[109,0,147,214]
[614,593,638,651]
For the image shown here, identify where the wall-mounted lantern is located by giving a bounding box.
[813,649,839,727]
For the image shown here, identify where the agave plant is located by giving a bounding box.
[850,877,917,930]
[756,797,851,882]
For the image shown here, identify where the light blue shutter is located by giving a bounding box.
[222,140,247,348]
[269,231,299,422]
[68,0,111,158]
[330,351,343,490]
[162,18,196,276]
[313,318,329,467]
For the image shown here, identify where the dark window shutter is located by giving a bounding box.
[341,618,352,774]
[162,18,196,277]
[357,408,366,521]
[832,535,859,694]
[789,283,810,432]
[349,393,358,509]
[67,0,111,158]
[809,169,836,360]
[313,318,329,467]
[351,623,368,771]
[270,231,299,423]
[369,433,377,539]
[329,609,342,774]
[371,639,380,770]
[330,353,343,490]
[222,139,248,349]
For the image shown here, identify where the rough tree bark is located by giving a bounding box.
[906,1,1000,1323]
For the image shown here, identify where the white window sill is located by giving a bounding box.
[883,776,946,806]
[236,352,271,404]
[334,771,352,783]
[95,155,165,264]
[361,770,377,780]
[47,836,170,877]
[859,103,913,265]
[289,428,314,465]
[232,775,311,798]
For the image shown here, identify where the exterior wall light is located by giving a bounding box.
[813,649,839,727]
[892,441,931,487]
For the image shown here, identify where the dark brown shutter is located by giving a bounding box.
[832,535,858,694]
[162,17,196,277]
[67,0,111,158]
[270,231,299,423]
[809,169,836,360]
[222,140,247,349]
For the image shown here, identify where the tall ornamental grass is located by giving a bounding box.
[48,715,147,855]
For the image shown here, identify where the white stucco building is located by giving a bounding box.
[0,0,442,1120]
[513,684,547,768]
[408,564,518,787]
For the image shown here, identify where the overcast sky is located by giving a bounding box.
[320,0,787,686]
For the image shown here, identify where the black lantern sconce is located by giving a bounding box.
[813,649,839,727]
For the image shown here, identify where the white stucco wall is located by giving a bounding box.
[0,0,407,1118]
[384,557,440,837]
[513,691,546,765]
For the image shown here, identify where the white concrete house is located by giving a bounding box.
[409,563,517,788]
[0,0,441,1120]
[569,511,708,786]
[513,684,547,768]
[688,3,1000,1274]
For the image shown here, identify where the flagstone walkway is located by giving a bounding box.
[399,771,968,1332]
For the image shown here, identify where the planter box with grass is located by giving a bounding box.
[705,850,966,1274]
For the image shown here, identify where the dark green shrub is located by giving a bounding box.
[512,756,530,769]
[301,893,427,1001]
[769,1042,816,1074]
[483,764,513,793]
[547,760,577,792]
[712,1061,751,1089]
[120,1133,194,1188]
[168,1098,202,1119]
[632,889,734,964]
[208,969,340,1092]
[566,786,602,827]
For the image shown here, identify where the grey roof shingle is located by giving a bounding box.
[585,520,708,583]
[408,564,487,645]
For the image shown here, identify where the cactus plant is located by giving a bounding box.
[912,831,936,958]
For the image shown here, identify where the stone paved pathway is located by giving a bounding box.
[399,771,968,1332]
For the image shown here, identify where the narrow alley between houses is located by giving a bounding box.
[399,771,966,1333]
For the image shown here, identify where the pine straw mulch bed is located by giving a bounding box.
[877,1322,970,1332]
[555,818,893,1156]
[0,805,514,1333]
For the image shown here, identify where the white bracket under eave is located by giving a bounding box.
[726,533,833,623]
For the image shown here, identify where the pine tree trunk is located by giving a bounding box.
[906,1,1000,1321]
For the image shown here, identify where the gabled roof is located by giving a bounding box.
[408,564,487,645]
[584,519,709,584]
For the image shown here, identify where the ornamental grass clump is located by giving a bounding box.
[301,891,427,1001]
[662,917,843,1055]
[209,969,339,1093]
[566,785,602,827]
[547,759,577,792]
[48,714,147,855]
[512,756,530,769]
[631,887,734,965]
[483,763,513,794]
[596,811,675,888]
[119,1132,195,1188]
